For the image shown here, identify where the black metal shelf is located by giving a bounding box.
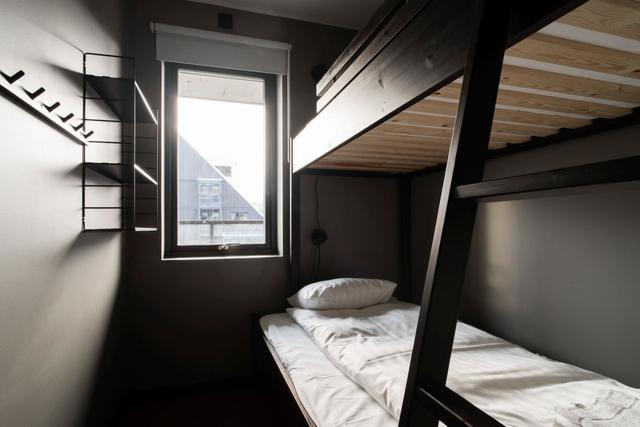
[82,53,159,233]
[85,74,158,124]
[84,162,157,185]
[84,227,158,232]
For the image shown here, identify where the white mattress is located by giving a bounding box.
[260,313,396,427]
[261,304,640,427]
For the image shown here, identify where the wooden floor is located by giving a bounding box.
[117,380,307,427]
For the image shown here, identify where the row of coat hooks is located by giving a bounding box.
[0,68,94,141]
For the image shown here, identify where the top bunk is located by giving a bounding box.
[292,0,640,174]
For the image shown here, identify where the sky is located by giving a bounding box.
[178,97,266,212]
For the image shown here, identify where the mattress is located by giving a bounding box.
[260,313,396,427]
[261,305,640,427]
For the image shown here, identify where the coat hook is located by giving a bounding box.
[43,101,60,112]
[0,70,25,84]
[24,86,45,100]
[72,122,84,131]
[82,130,94,139]
[59,112,74,123]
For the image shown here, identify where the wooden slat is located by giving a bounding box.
[406,99,592,128]
[496,86,630,117]
[371,130,528,144]
[336,141,450,154]
[491,121,557,136]
[342,141,451,155]
[374,123,530,143]
[376,122,455,138]
[434,82,631,117]
[327,144,448,157]
[389,111,558,136]
[309,163,417,173]
[326,152,447,164]
[354,130,519,150]
[558,0,640,41]
[314,159,425,170]
[389,112,456,128]
[405,99,460,116]
[507,33,640,79]
[360,132,451,145]
[492,106,591,128]
[500,64,640,104]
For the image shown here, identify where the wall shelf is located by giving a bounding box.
[85,75,158,124]
[82,53,159,232]
[84,162,158,185]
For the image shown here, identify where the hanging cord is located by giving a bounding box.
[311,176,322,281]
[314,175,321,228]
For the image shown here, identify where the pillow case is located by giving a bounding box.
[287,278,397,310]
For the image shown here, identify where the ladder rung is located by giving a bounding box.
[415,381,503,427]
[454,156,640,200]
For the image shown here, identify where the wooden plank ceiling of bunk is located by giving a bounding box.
[299,0,640,174]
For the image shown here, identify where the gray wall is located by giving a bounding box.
[0,0,126,425]
[122,1,355,390]
[411,124,640,386]
[299,175,401,286]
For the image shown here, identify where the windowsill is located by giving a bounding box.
[161,253,283,262]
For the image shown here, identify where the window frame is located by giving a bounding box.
[163,62,279,258]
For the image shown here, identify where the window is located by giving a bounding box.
[164,63,278,257]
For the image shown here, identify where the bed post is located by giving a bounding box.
[398,0,511,425]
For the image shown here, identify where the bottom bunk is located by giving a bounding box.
[258,298,640,426]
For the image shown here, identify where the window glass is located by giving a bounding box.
[177,70,267,246]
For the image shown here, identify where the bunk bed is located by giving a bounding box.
[257,0,640,426]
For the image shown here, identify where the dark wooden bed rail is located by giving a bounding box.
[416,381,504,427]
[454,155,640,200]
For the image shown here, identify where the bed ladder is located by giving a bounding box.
[398,0,510,425]
[395,0,636,423]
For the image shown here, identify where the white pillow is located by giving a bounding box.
[287,278,397,310]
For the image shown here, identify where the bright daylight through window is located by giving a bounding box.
[177,70,268,246]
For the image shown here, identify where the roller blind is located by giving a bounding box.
[151,23,291,75]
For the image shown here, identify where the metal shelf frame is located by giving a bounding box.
[81,52,159,232]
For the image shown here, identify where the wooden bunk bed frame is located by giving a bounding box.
[273,0,640,426]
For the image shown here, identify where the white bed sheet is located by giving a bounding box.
[284,302,640,426]
[260,313,396,427]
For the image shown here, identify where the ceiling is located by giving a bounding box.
[187,0,385,29]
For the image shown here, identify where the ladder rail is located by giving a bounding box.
[416,381,504,427]
[398,0,511,425]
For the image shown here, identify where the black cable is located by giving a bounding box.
[311,176,321,281]
[311,246,320,282]
[314,175,320,228]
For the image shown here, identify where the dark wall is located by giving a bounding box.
[299,174,401,287]
[0,0,126,425]
[123,1,355,390]
[411,124,640,386]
